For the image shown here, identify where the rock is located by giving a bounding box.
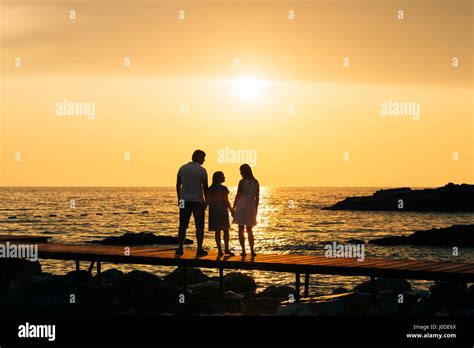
[347,239,365,244]
[435,307,451,316]
[277,302,316,316]
[452,308,474,316]
[364,303,383,315]
[259,285,294,298]
[2,273,73,315]
[188,281,220,292]
[88,232,193,245]
[221,291,244,313]
[223,272,256,293]
[408,290,430,299]
[223,290,244,301]
[242,297,282,315]
[324,183,474,212]
[371,292,402,315]
[369,224,474,247]
[0,259,42,290]
[344,294,373,315]
[331,287,349,295]
[278,292,355,316]
[99,268,123,285]
[428,281,466,306]
[353,278,412,295]
[463,285,474,306]
[408,298,438,315]
[64,270,93,285]
[162,267,209,287]
[2,274,106,316]
[397,291,429,315]
[120,270,161,304]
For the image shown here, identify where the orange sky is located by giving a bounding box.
[1,0,472,187]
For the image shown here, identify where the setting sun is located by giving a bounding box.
[231,77,269,101]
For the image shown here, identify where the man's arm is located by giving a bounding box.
[202,173,209,204]
[176,175,182,202]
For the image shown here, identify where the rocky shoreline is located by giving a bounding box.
[87,232,193,245]
[1,259,473,316]
[369,224,474,247]
[324,183,474,212]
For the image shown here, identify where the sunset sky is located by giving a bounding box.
[1,0,472,187]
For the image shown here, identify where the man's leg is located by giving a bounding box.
[177,202,192,254]
[193,202,206,252]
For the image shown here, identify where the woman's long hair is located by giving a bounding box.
[240,164,256,181]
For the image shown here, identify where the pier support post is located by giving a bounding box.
[219,268,224,293]
[88,261,95,273]
[304,273,310,297]
[75,260,80,271]
[295,273,301,302]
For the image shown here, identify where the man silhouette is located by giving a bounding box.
[176,149,209,256]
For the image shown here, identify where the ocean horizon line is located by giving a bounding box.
[0,185,444,189]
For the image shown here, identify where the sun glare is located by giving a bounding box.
[231,77,268,101]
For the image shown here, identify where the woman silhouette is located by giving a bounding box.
[233,164,259,256]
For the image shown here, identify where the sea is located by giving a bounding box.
[0,187,472,294]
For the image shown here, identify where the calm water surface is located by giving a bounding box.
[0,187,472,293]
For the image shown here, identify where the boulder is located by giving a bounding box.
[278,292,355,316]
[369,224,474,247]
[324,183,474,212]
[189,281,220,292]
[184,282,243,314]
[242,297,282,315]
[408,298,438,316]
[331,287,349,295]
[162,267,209,287]
[2,273,71,315]
[463,284,474,306]
[223,272,257,293]
[353,278,412,295]
[64,270,93,285]
[346,239,365,244]
[428,281,466,306]
[99,268,124,285]
[88,232,193,245]
[259,285,294,298]
[119,270,161,303]
[0,259,42,290]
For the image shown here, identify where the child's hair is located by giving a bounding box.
[211,171,225,186]
[240,164,256,181]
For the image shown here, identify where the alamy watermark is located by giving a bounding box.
[55,99,96,120]
[217,147,257,167]
[18,322,55,341]
[324,242,365,262]
[380,99,420,120]
[0,242,38,261]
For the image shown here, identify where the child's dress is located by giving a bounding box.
[233,179,258,227]
[208,184,230,231]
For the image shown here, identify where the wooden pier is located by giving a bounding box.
[16,242,474,300]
